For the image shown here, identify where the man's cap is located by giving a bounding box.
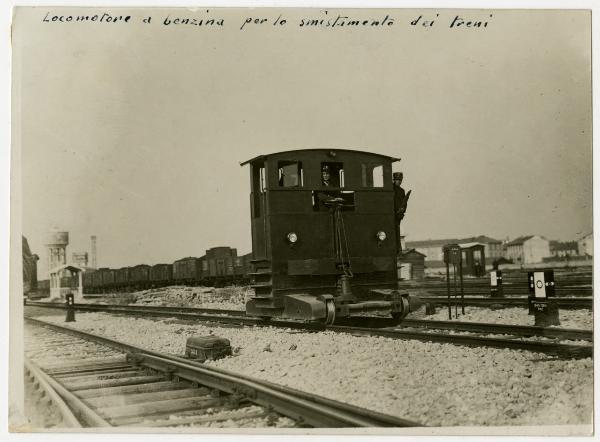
[393,172,403,180]
[321,165,330,172]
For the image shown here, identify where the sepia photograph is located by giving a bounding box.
[7,2,595,436]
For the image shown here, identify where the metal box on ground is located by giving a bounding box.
[185,336,232,362]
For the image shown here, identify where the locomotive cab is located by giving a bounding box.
[242,149,422,324]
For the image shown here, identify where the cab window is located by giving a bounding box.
[320,162,344,187]
[361,164,384,188]
[278,161,303,187]
[252,165,266,218]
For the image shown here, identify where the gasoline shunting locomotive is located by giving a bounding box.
[242,149,421,324]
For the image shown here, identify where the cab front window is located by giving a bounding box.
[320,162,344,188]
[361,164,384,188]
[278,161,303,187]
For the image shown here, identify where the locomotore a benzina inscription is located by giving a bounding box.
[42,12,132,23]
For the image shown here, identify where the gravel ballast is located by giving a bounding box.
[31,312,593,428]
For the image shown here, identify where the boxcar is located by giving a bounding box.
[241,148,421,323]
[115,267,130,288]
[233,255,243,275]
[82,271,94,293]
[204,247,239,285]
[91,269,103,291]
[150,264,173,287]
[243,253,254,276]
[130,264,151,289]
[99,268,116,292]
[173,257,201,284]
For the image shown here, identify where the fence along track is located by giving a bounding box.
[24,317,421,428]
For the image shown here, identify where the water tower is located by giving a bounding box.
[45,230,69,275]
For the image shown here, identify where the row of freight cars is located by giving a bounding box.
[82,247,253,294]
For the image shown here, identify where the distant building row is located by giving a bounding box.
[405,233,593,266]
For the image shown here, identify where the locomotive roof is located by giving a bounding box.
[240,149,400,166]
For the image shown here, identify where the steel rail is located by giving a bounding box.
[26,300,246,317]
[420,296,593,309]
[399,319,593,342]
[26,302,593,358]
[325,325,592,359]
[25,317,421,428]
[25,357,111,427]
[419,290,592,298]
[24,358,83,428]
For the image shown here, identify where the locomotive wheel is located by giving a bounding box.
[391,312,404,324]
[391,297,410,324]
[324,299,336,325]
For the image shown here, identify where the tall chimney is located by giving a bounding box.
[91,235,97,269]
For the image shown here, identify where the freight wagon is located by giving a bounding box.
[82,248,253,294]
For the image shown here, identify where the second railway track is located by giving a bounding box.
[27,301,593,359]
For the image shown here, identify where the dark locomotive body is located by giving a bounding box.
[243,149,419,322]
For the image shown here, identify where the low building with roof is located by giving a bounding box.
[549,241,579,258]
[397,249,426,280]
[505,235,550,264]
[459,235,505,261]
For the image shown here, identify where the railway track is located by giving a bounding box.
[420,296,593,309]
[24,317,421,428]
[417,288,592,297]
[398,275,593,297]
[26,302,593,359]
[398,318,592,342]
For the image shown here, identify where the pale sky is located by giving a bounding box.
[12,7,592,277]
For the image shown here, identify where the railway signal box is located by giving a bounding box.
[527,270,555,313]
[443,244,462,265]
[527,270,559,326]
[528,270,555,298]
[490,270,503,298]
[65,292,75,322]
